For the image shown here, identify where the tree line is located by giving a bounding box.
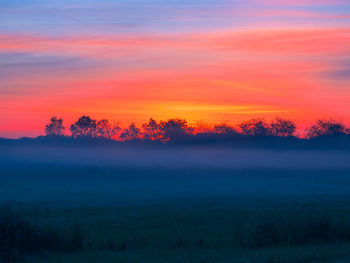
[45,116,350,142]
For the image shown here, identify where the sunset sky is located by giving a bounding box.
[1,0,350,138]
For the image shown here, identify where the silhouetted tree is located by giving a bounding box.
[70,116,97,138]
[306,119,346,138]
[120,123,141,141]
[45,116,65,136]
[159,118,193,141]
[96,119,120,139]
[239,118,270,136]
[269,118,296,137]
[214,123,237,135]
[141,118,162,141]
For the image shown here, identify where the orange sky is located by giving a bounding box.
[1,1,350,138]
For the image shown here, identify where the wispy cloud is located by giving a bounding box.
[1,0,350,137]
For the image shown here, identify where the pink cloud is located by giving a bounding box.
[2,27,350,58]
[260,0,350,6]
[1,27,350,137]
[204,28,350,55]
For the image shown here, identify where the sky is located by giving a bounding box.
[1,0,350,138]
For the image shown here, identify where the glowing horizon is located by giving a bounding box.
[1,0,350,138]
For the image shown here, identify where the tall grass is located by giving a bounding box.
[1,205,350,262]
[96,206,350,251]
[243,207,350,248]
[0,207,83,263]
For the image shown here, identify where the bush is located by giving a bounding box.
[0,207,84,263]
[243,207,350,249]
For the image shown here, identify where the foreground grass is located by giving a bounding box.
[30,244,350,263]
[2,198,350,263]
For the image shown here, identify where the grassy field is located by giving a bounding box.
[2,199,350,263]
[1,147,350,262]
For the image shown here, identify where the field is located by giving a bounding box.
[1,146,350,262]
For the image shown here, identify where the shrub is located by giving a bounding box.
[0,207,84,263]
[243,207,350,249]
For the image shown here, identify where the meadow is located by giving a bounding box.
[1,145,350,262]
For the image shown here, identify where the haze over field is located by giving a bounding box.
[2,146,350,170]
[1,146,350,206]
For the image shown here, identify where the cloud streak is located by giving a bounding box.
[1,0,350,137]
